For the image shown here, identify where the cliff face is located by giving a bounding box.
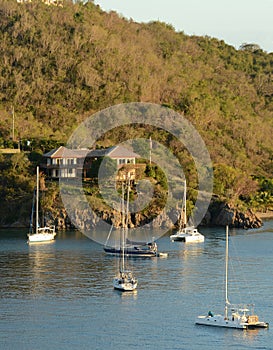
[4,199,262,230]
[205,202,262,229]
[46,207,177,232]
[40,202,262,231]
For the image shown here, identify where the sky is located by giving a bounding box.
[93,0,273,53]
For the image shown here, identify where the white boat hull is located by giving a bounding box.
[170,234,204,243]
[113,271,138,292]
[28,227,56,243]
[170,227,204,243]
[195,315,246,329]
[28,233,56,242]
[196,314,269,329]
[113,278,137,291]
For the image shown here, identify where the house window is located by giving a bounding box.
[68,169,74,177]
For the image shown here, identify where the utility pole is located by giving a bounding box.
[12,105,15,141]
[149,136,152,165]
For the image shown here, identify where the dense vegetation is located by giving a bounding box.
[0,0,273,225]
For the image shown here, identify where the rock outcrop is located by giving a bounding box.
[50,207,178,231]
[46,202,262,231]
[208,202,262,229]
[0,198,263,230]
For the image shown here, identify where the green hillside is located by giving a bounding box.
[0,0,273,225]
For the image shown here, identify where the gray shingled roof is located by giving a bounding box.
[104,145,140,158]
[43,146,89,158]
[43,145,140,159]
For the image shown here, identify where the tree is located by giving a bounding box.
[239,43,262,52]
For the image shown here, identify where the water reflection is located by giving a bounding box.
[176,244,204,260]
[0,232,117,299]
[113,289,138,300]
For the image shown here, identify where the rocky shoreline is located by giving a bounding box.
[6,201,267,231]
[205,203,263,229]
[3,196,268,231]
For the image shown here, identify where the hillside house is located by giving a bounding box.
[42,146,89,178]
[41,145,141,179]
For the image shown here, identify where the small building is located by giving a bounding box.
[41,145,141,179]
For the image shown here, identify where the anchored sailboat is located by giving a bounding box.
[195,226,268,329]
[113,179,137,291]
[170,180,204,243]
[104,175,158,258]
[27,166,56,243]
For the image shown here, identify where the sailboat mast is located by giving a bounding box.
[183,179,187,227]
[36,166,39,234]
[121,181,125,272]
[225,225,229,319]
[125,174,130,229]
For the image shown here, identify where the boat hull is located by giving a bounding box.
[28,227,56,243]
[170,233,204,243]
[195,315,246,329]
[113,274,138,292]
[195,315,269,329]
[28,233,56,243]
[170,226,204,243]
[104,246,157,257]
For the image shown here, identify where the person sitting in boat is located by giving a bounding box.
[208,311,214,317]
[148,242,157,252]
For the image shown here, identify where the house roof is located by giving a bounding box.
[43,145,140,159]
[43,146,89,158]
[104,145,141,159]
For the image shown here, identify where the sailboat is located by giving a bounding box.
[113,179,138,291]
[27,166,56,243]
[195,225,269,329]
[170,180,204,243]
[104,175,158,258]
[104,238,158,257]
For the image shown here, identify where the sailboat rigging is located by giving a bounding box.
[104,176,158,257]
[195,225,269,329]
[27,166,56,243]
[170,180,204,243]
[113,177,137,292]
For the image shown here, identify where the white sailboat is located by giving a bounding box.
[195,225,269,329]
[27,166,56,243]
[170,180,204,243]
[113,178,137,291]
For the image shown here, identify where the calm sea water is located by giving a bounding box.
[1,221,273,350]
